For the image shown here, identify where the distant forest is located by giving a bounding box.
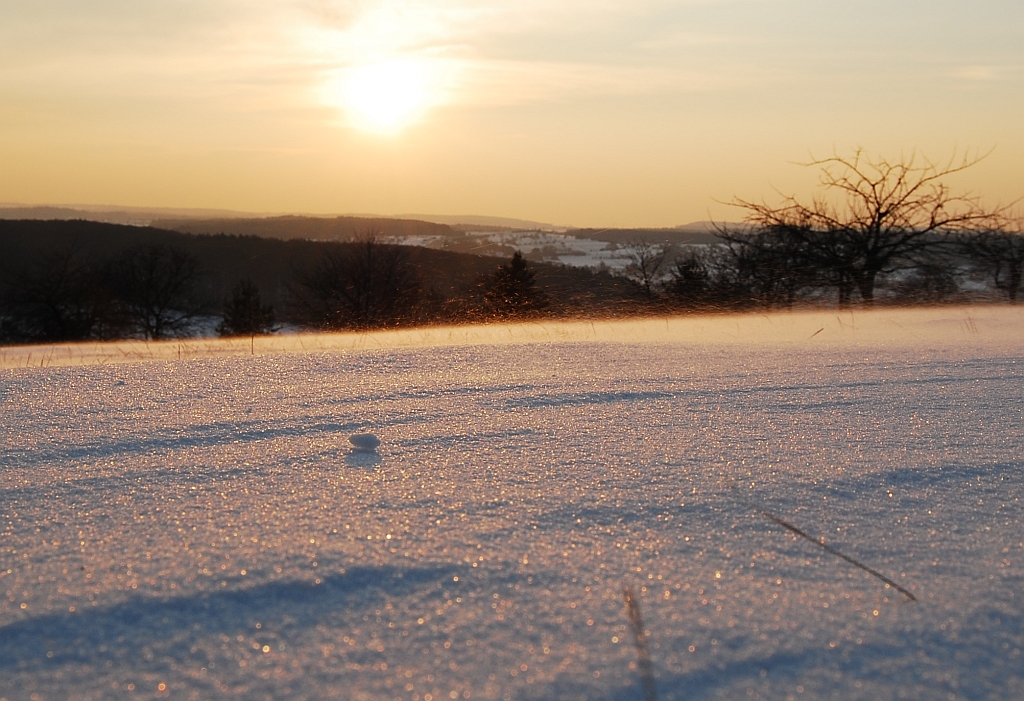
[154,214,457,242]
[1,202,1021,344]
[0,219,639,344]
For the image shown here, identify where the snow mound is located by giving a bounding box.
[349,433,382,452]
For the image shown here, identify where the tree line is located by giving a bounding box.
[622,150,1023,309]
[0,224,577,344]
[0,243,205,342]
[2,151,1021,344]
[289,241,550,331]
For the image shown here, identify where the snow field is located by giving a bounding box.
[1,307,1022,700]
[2,305,1020,370]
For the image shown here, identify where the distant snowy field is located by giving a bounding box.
[2,307,1022,701]
[380,230,635,269]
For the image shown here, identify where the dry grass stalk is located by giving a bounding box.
[623,585,659,701]
[760,509,917,601]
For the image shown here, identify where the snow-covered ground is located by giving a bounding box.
[2,307,1022,700]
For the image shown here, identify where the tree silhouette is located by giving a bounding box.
[667,248,712,308]
[0,247,112,342]
[292,234,422,329]
[105,244,202,339]
[729,150,1007,306]
[217,279,276,336]
[623,240,668,300]
[477,251,549,319]
[961,225,1024,302]
[718,224,822,308]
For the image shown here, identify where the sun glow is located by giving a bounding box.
[337,60,432,133]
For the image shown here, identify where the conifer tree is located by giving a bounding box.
[218,279,276,336]
[477,251,549,318]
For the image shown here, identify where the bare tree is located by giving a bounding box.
[292,234,422,329]
[0,246,112,342]
[893,260,961,303]
[961,221,1024,302]
[623,239,668,300]
[105,245,202,339]
[717,224,822,308]
[730,149,1008,306]
[669,243,785,310]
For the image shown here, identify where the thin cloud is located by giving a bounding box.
[952,65,1018,82]
[0,0,796,114]
[447,59,765,107]
[299,0,759,112]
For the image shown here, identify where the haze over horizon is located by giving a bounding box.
[2,1,1022,228]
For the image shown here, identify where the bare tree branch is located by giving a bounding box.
[730,149,1009,306]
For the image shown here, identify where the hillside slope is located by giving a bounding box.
[0,220,640,326]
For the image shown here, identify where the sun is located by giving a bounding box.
[339,60,430,133]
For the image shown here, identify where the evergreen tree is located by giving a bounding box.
[477,251,549,319]
[218,279,276,336]
[668,249,712,307]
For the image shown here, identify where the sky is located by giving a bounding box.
[1,0,1022,227]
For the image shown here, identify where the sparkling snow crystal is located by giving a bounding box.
[1,307,1022,700]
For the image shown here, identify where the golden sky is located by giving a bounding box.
[1,0,1021,227]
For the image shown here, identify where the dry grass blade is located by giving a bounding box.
[623,585,659,701]
[760,509,917,601]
